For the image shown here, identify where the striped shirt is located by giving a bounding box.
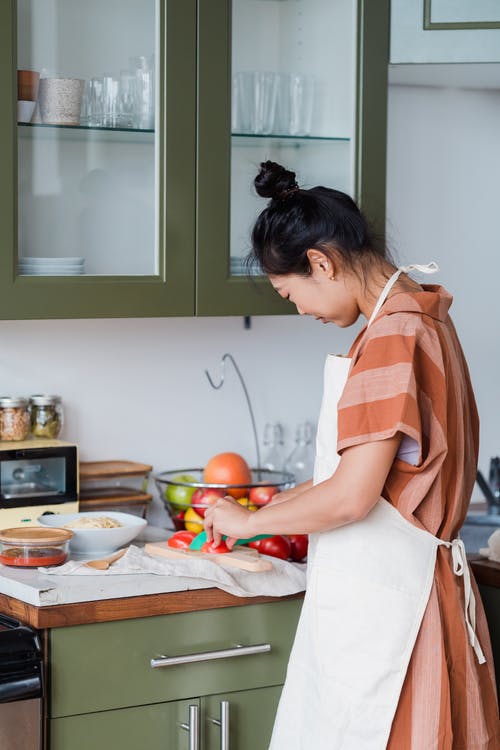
[337,285,500,748]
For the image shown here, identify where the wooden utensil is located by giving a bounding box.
[83,547,127,570]
[144,541,273,572]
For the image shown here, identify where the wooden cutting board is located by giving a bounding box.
[144,541,273,573]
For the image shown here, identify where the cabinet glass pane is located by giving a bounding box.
[230,0,357,275]
[17,0,158,276]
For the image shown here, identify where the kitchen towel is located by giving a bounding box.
[479,528,500,562]
[38,545,307,598]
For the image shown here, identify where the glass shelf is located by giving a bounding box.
[232,132,350,147]
[18,122,154,143]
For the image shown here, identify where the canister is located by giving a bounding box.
[0,397,31,441]
[30,395,63,439]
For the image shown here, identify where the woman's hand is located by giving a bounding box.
[204,496,253,549]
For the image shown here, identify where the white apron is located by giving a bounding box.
[269,263,485,750]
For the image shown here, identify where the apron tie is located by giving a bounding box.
[444,538,486,665]
[367,261,439,328]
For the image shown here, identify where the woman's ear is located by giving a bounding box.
[306,249,335,279]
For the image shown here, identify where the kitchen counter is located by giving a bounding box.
[0,525,304,628]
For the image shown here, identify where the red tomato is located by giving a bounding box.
[287,534,308,562]
[247,539,262,551]
[258,535,291,560]
[167,530,197,549]
[248,485,278,506]
[200,540,230,554]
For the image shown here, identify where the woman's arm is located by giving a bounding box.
[267,478,313,506]
[204,435,401,546]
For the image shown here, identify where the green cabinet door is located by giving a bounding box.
[196,0,389,316]
[0,0,196,319]
[50,698,200,750]
[203,686,282,750]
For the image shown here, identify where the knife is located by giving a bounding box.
[189,530,272,551]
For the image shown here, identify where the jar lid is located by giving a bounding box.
[30,395,61,406]
[0,527,73,545]
[0,396,29,408]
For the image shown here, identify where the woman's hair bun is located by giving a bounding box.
[254,161,299,201]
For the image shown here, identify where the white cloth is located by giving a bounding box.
[38,544,307,599]
[480,528,500,562]
[270,262,484,750]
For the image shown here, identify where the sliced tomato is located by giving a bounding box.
[200,540,230,554]
[167,530,197,549]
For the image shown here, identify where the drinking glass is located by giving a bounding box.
[102,75,119,128]
[130,56,155,130]
[81,77,103,126]
[276,73,315,136]
[235,71,279,134]
[116,70,139,128]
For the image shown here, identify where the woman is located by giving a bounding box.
[204,161,500,749]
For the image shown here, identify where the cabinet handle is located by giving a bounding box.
[150,642,271,668]
[211,700,230,750]
[180,703,199,750]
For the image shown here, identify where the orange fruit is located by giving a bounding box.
[203,452,251,499]
[184,506,204,533]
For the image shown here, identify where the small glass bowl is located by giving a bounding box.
[0,527,73,567]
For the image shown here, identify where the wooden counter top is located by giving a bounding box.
[0,555,496,631]
[0,587,304,629]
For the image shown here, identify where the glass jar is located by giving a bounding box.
[30,394,63,439]
[0,396,31,441]
[0,527,72,567]
[284,422,315,485]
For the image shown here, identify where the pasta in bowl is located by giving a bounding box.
[37,511,147,555]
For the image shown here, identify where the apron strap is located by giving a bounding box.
[367,261,439,328]
[441,538,486,665]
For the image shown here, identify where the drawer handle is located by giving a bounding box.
[211,700,230,750]
[150,642,271,668]
[180,704,199,750]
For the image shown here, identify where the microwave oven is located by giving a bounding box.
[0,439,78,527]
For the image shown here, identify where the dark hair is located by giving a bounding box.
[248,161,390,277]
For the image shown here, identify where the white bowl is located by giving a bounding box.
[37,511,147,555]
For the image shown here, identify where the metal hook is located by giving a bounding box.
[205,353,261,474]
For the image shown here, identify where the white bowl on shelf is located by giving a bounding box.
[37,511,147,555]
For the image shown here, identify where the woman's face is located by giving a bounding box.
[268,250,361,328]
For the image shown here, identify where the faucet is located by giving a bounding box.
[476,461,500,516]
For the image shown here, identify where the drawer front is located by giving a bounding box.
[50,599,302,717]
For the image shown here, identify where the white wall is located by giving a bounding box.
[2,73,498,524]
[0,315,358,524]
[386,78,500,486]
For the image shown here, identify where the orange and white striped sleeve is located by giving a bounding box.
[337,316,426,463]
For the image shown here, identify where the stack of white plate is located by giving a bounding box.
[18,257,85,276]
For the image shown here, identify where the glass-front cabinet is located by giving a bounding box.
[0,0,389,319]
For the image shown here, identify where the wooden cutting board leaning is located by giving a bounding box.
[144,541,273,572]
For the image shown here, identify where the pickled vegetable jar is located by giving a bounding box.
[30,394,63,438]
[0,396,31,441]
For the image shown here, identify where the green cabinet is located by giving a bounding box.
[50,687,282,750]
[1,0,389,319]
[50,699,198,750]
[47,599,302,749]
